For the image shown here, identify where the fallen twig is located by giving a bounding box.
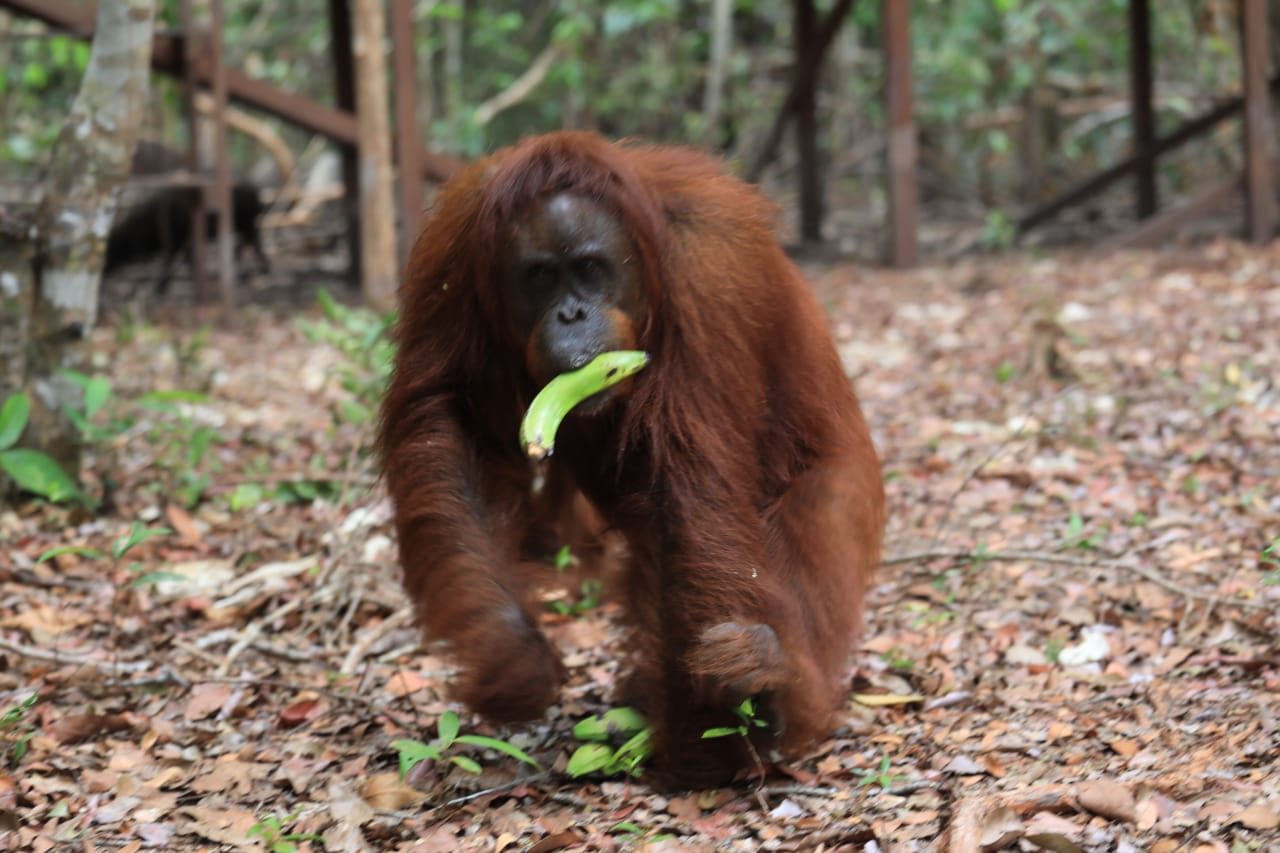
[0,638,152,673]
[341,607,415,675]
[882,548,1270,611]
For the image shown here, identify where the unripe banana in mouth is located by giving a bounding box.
[519,350,650,461]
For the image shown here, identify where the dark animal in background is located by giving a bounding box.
[104,183,270,293]
[377,131,885,787]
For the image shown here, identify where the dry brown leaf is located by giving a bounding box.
[1076,779,1136,823]
[385,670,434,698]
[978,805,1022,850]
[526,830,583,853]
[1233,803,1280,831]
[1024,833,1085,853]
[182,683,236,721]
[164,503,202,545]
[277,697,326,727]
[175,806,260,846]
[1106,738,1139,757]
[49,712,133,744]
[327,779,375,826]
[359,771,425,810]
[0,606,90,637]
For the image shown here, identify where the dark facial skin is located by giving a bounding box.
[501,193,645,389]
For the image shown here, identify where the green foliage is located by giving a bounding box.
[62,370,224,509]
[37,523,178,591]
[247,812,322,853]
[546,578,604,616]
[0,693,38,766]
[567,707,653,779]
[0,392,85,505]
[979,211,1017,252]
[701,697,768,740]
[1060,512,1102,550]
[553,545,577,572]
[1262,539,1279,587]
[297,290,395,433]
[878,647,914,672]
[392,711,541,779]
[854,753,907,789]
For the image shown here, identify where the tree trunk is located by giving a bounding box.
[744,0,854,184]
[794,0,823,243]
[352,0,399,313]
[700,0,734,147]
[19,0,155,474]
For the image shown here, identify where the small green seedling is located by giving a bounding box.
[1060,512,1102,550]
[247,811,322,853]
[855,754,907,789]
[567,707,653,778]
[392,710,541,777]
[553,545,577,572]
[546,578,604,616]
[0,693,38,765]
[38,522,180,590]
[0,392,84,504]
[1262,539,1279,586]
[701,697,769,740]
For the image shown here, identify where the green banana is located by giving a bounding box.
[520,350,650,460]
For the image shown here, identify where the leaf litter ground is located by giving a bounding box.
[1,239,1277,852]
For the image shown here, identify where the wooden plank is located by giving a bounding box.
[883,0,918,267]
[351,0,398,312]
[1099,174,1241,251]
[1128,0,1156,218]
[5,0,464,182]
[1018,75,1280,235]
[389,0,424,269]
[1241,0,1276,244]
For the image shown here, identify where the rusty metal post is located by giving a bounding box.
[1241,0,1276,244]
[328,0,362,289]
[1128,0,1157,219]
[389,0,423,271]
[177,0,206,302]
[884,0,918,267]
[208,0,235,313]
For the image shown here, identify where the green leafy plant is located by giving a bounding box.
[297,289,396,432]
[879,647,915,672]
[0,693,39,766]
[854,753,907,789]
[553,545,577,572]
[1060,512,1102,550]
[567,707,653,779]
[1262,539,1279,587]
[392,710,541,777]
[546,578,604,616]
[0,392,85,504]
[1044,636,1067,663]
[38,522,180,590]
[993,360,1017,384]
[247,811,322,853]
[701,697,769,741]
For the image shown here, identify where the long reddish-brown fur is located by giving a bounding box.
[377,131,885,786]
